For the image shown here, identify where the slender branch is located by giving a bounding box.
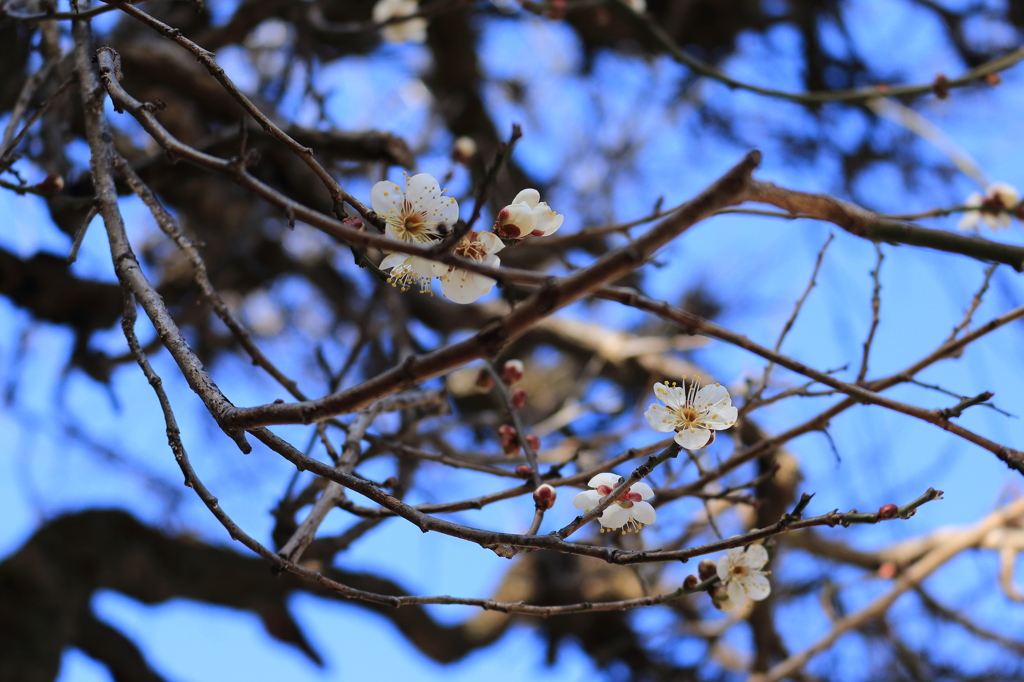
[857,244,885,383]
[615,0,1024,105]
[746,180,1024,271]
[753,496,1024,682]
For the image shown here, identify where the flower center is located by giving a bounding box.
[731,565,747,578]
[387,261,432,295]
[455,233,487,261]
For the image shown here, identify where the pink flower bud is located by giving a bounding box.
[502,359,524,386]
[525,434,540,452]
[533,484,556,510]
[511,388,528,408]
[877,503,899,520]
[514,464,533,478]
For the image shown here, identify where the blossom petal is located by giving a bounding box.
[588,473,620,489]
[644,404,678,433]
[743,573,771,602]
[742,544,769,569]
[708,404,738,429]
[379,253,408,271]
[675,427,711,450]
[653,382,685,410]
[371,180,403,216]
[512,188,540,208]
[573,490,602,511]
[630,482,654,500]
[696,383,730,407]
[630,501,656,526]
[441,268,495,304]
[964,192,984,208]
[958,211,981,231]
[716,554,734,582]
[599,505,630,529]
[477,230,505,254]
[726,579,748,608]
[531,203,564,236]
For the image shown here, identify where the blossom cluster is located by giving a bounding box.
[371,173,562,304]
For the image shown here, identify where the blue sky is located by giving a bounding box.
[4,0,1024,680]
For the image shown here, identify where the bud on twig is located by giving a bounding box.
[453,136,477,165]
[932,73,950,99]
[502,360,524,386]
[511,388,528,408]
[515,464,533,478]
[526,434,540,452]
[475,368,495,391]
[533,483,557,510]
[682,574,698,590]
[877,503,899,520]
[499,424,520,455]
[698,559,718,581]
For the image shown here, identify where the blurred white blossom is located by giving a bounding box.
[958,183,1019,230]
[373,0,427,44]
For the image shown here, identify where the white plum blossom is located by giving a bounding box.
[716,545,771,609]
[492,188,564,240]
[372,0,427,44]
[572,473,656,533]
[372,173,458,292]
[958,183,1019,231]
[430,230,504,304]
[644,377,737,450]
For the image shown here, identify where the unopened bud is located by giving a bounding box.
[502,359,524,385]
[511,388,528,408]
[499,424,520,456]
[682,574,698,590]
[878,561,897,579]
[36,173,64,193]
[475,368,495,391]
[877,503,899,520]
[453,136,477,164]
[698,559,718,581]
[533,483,557,510]
[932,73,950,99]
[525,434,540,452]
[986,73,1002,86]
[342,216,363,228]
[514,464,533,478]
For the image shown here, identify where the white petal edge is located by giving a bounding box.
[573,490,602,511]
[630,482,654,499]
[630,501,656,525]
[588,472,620,489]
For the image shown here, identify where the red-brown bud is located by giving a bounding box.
[878,561,897,579]
[525,434,540,452]
[499,424,520,456]
[533,483,557,510]
[682,574,699,590]
[986,73,1002,86]
[932,73,950,99]
[510,388,528,408]
[501,359,524,385]
[877,503,899,520]
[698,559,718,581]
[475,368,495,391]
[36,173,64,193]
[514,464,533,478]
